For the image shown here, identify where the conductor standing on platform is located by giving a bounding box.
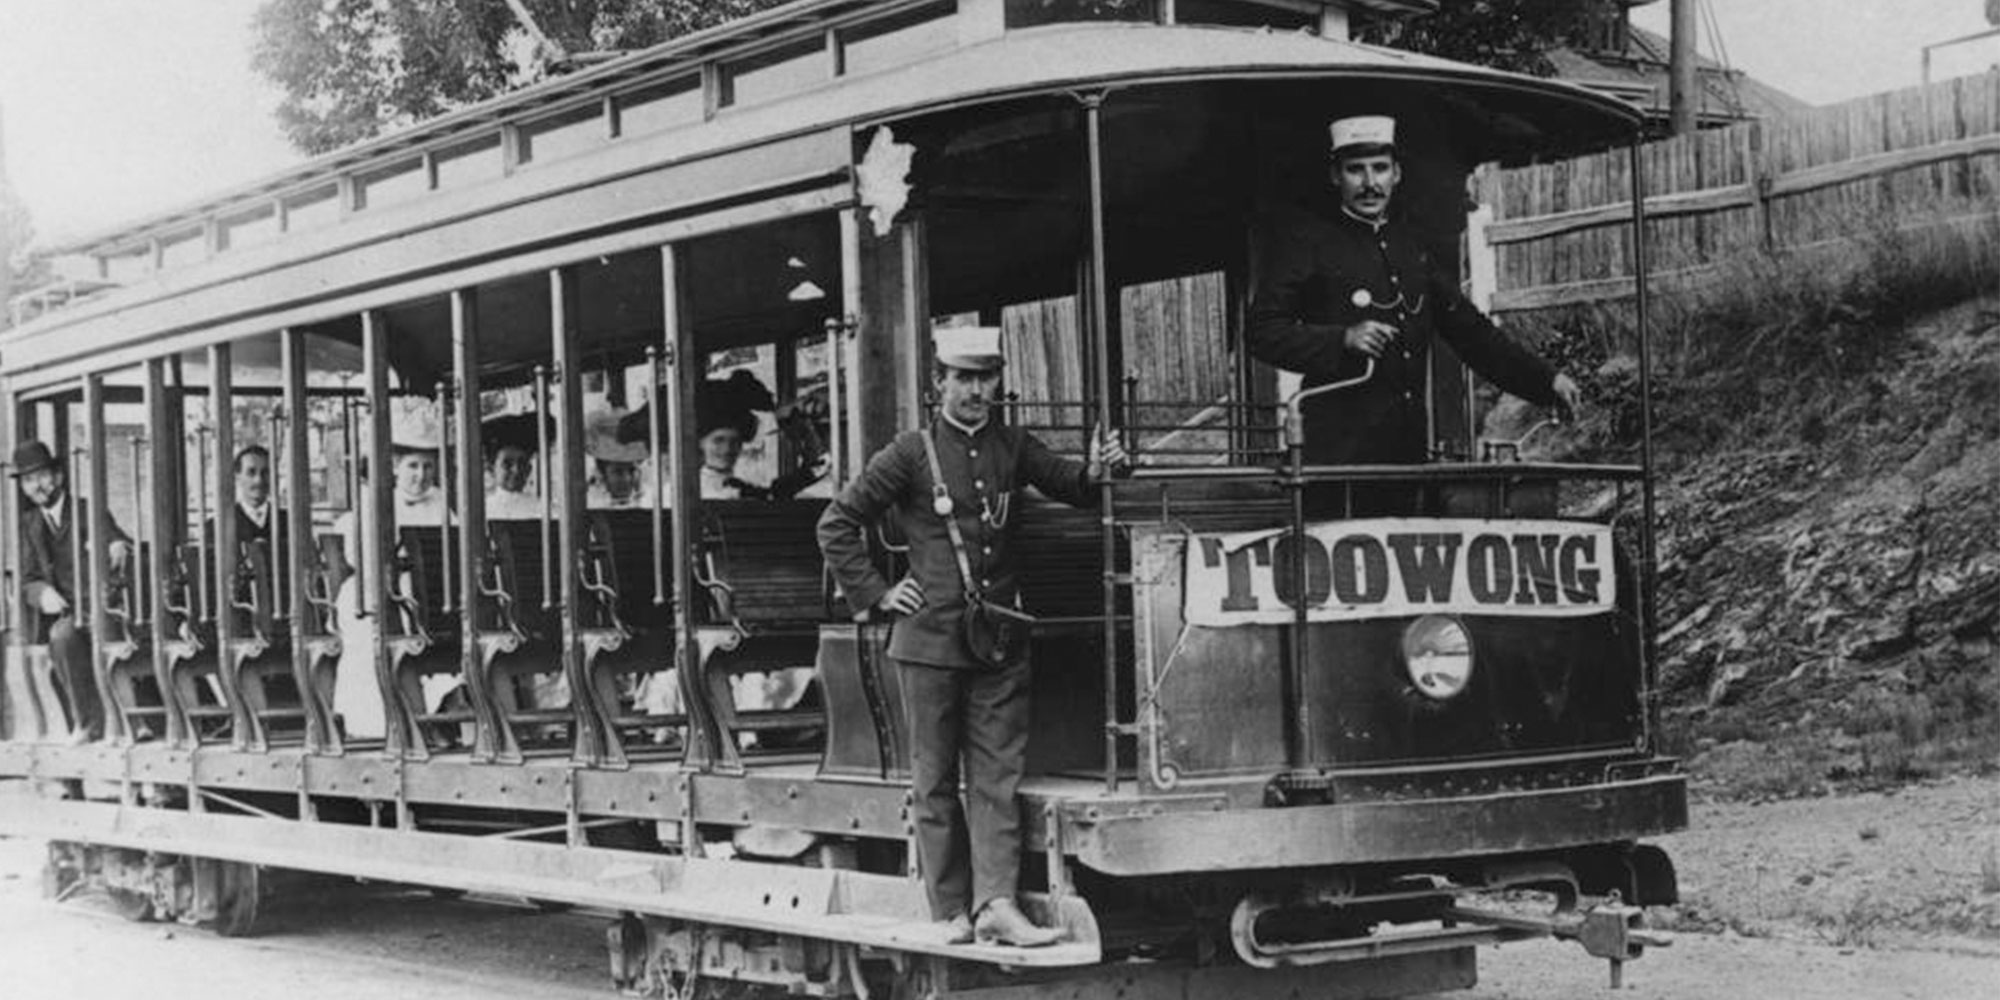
[817,327,1129,948]
[1247,114,1581,503]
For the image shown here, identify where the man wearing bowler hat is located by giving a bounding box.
[1248,114,1581,508]
[817,327,1129,947]
[13,440,132,743]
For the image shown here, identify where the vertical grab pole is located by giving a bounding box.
[193,425,212,624]
[534,364,555,613]
[129,436,147,627]
[1630,139,1662,749]
[646,345,666,605]
[343,393,364,613]
[1081,91,1120,793]
[434,381,454,615]
[271,409,287,620]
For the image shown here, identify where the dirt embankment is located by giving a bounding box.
[1639,297,2000,797]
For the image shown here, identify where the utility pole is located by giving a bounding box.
[1668,0,1698,135]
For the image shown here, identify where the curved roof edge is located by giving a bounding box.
[48,13,1637,259]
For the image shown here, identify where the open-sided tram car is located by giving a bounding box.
[0,2,1683,996]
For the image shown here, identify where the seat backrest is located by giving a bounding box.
[701,500,834,626]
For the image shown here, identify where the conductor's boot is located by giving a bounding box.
[973,898,1060,948]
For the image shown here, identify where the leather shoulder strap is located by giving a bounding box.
[920,427,980,601]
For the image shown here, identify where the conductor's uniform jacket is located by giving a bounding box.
[1247,202,1560,465]
[817,418,1093,668]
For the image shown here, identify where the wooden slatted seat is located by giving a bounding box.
[376,526,467,759]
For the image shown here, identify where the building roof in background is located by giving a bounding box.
[1550,21,1810,129]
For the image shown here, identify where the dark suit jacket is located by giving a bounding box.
[205,502,289,620]
[20,496,130,638]
[1247,201,1558,464]
[818,418,1093,669]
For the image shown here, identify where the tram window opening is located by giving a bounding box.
[219,205,280,253]
[157,229,206,271]
[355,157,429,213]
[433,134,505,190]
[718,38,828,110]
[681,211,844,502]
[102,247,151,284]
[283,185,341,234]
[519,102,608,166]
[839,1,959,76]
[1004,0,1159,29]
[615,75,703,137]
[1173,0,1316,31]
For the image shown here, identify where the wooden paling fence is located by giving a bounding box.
[1474,70,2000,315]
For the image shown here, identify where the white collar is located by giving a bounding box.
[938,411,988,437]
[1341,206,1390,233]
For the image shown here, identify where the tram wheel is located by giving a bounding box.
[106,887,158,923]
[198,859,265,938]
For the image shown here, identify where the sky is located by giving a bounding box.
[2,1,1999,246]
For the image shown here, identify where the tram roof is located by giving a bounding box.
[44,1,1630,263]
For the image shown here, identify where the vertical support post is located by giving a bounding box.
[661,243,737,775]
[1628,140,1662,751]
[281,329,337,755]
[838,208,866,484]
[211,343,256,750]
[81,376,118,744]
[1080,91,1121,793]
[142,360,190,747]
[453,289,510,764]
[361,310,410,757]
[552,267,617,767]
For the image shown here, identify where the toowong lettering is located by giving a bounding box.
[1184,518,1615,627]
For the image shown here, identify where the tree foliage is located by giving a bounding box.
[0,175,35,327]
[252,0,790,155]
[1355,0,1603,77]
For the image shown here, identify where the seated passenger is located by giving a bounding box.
[330,427,453,740]
[214,444,288,629]
[613,371,826,501]
[13,440,133,743]
[584,406,651,510]
[482,412,551,521]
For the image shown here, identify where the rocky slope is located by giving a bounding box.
[1644,297,2000,794]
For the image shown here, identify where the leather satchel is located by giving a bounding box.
[920,428,1037,668]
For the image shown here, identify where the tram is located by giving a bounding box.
[0,1,1683,996]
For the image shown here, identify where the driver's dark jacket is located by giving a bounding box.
[816,417,1094,669]
[1247,202,1558,464]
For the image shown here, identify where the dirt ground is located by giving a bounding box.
[1654,772,2000,950]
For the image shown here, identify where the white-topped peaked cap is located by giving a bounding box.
[933,326,1006,372]
[1329,115,1396,157]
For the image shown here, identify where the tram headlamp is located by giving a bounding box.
[1402,615,1473,700]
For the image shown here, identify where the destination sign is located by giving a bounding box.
[1184,519,1616,627]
